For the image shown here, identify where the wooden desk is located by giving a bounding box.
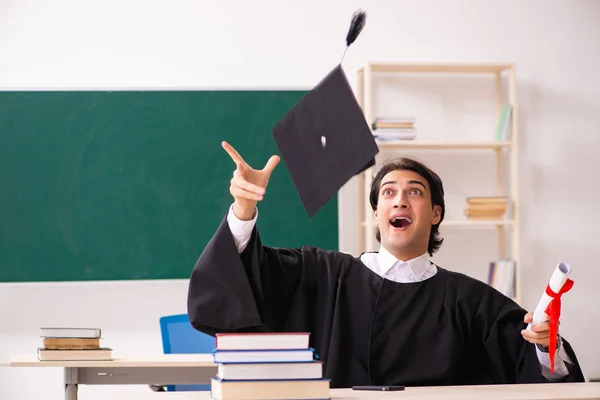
[109,383,600,400]
[10,354,216,400]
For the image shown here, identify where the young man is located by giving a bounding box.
[187,141,585,388]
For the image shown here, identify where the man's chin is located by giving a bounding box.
[383,237,412,251]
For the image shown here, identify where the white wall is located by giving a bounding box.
[1,0,600,398]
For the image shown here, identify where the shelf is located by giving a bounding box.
[356,60,520,303]
[374,140,512,150]
[358,63,513,74]
[361,219,514,228]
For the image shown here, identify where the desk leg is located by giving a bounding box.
[65,367,78,400]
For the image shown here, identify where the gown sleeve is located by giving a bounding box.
[186,215,326,336]
[472,283,586,383]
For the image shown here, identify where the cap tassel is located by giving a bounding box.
[341,9,366,63]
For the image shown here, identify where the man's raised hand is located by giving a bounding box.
[222,141,280,220]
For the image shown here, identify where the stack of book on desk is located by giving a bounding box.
[37,327,112,361]
[210,332,329,400]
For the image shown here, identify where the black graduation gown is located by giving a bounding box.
[187,216,585,388]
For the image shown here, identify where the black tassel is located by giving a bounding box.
[341,9,366,63]
[345,9,366,47]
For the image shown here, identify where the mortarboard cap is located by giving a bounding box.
[272,65,379,217]
[271,10,379,218]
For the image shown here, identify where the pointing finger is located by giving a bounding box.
[222,141,246,165]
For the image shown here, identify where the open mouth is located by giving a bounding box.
[390,216,413,229]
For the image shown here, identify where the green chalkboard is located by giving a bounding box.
[0,91,338,282]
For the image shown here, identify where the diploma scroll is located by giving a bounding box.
[527,262,574,373]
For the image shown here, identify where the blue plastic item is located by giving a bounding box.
[159,313,215,391]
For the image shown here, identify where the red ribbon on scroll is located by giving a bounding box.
[544,278,574,373]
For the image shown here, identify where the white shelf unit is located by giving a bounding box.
[355,62,520,303]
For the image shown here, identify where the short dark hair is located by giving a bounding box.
[369,157,445,256]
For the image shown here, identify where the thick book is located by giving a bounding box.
[43,337,101,350]
[216,332,310,350]
[210,377,330,400]
[217,361,323,380]
[37,347,112,361]
[213,349,315,363]
[40,327,101,338]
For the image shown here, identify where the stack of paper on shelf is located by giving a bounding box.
[371,117,417,141]
[464,196,508,220]
[210,332,330,400]
[37,327,112,361]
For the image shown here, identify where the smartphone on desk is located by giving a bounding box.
[352,385,405,391]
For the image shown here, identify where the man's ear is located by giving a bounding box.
[432,205,442,225]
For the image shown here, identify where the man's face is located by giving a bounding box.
[374,169,441,260]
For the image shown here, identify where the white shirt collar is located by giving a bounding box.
[376,246,431,281]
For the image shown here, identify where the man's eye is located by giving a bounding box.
[410,189,421,195]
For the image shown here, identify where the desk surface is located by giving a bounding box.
[10,353,214,368]
[111,383,600,400]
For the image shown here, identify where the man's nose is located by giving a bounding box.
[393,194,408,209]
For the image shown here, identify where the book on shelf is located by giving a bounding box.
[210,332,329,400]
[495,104,512,141]
[466,196,509,204]
[488,259,516,298]
[372,117,415,130]
[464,196,509,220]
[373,129,417,141]
[372,117,417,141]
